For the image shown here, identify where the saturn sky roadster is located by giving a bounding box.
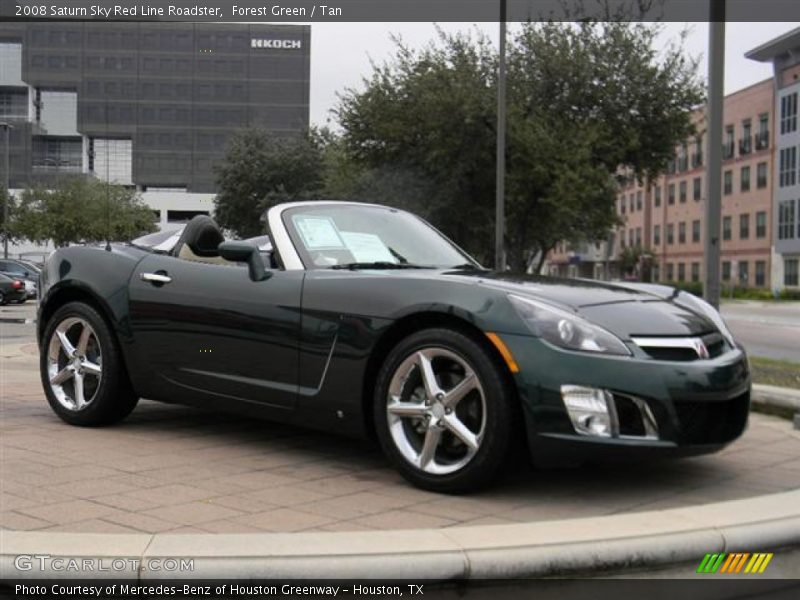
[37,201,750,492]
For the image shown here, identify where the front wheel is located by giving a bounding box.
[40,301,139,426]
[374,328,516,493]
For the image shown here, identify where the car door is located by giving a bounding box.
[127,252,303,410]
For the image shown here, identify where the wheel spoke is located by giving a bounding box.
[56,330,76,358]
[417,426,442,469]
[82,361,102,377]
[50,367,74,386]
[416,351,443,400]
[74,372,86,409]
[387,399,427,418]
[443,415,479,451]
[442,371,478,408]
[76,323,92,356]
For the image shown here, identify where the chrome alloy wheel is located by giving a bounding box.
[386,347,486,475]
[46,317,103,411]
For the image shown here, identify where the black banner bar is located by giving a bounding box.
[4,0,800,23]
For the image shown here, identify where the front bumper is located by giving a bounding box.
[501,333,751,464]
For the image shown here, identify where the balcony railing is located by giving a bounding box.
[739,136,752,155]
[755,131,770,150]
[722,142,735,160]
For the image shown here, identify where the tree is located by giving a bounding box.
[213,130,325,238]
[12,177,156,247]
[335,23,704,270]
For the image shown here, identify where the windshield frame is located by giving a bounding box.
[277,202,480,271]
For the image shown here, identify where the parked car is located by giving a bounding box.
[35,202,750,492]
[0,259,39,298]
[0,273,27,305]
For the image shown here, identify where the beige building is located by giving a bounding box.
[547,78,775,289]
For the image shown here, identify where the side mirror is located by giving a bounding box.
[218,241,270,282]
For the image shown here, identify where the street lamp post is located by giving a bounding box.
[704,3,726,308]
[1,122,11,260]
[495,0,507,271]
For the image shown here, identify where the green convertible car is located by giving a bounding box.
[37,201,750,492]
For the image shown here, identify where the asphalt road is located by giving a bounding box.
[721,301,800,363]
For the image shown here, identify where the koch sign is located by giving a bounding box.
[251,39,302,49]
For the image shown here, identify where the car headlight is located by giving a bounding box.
[508,295,631,356]
[675,292,737,348]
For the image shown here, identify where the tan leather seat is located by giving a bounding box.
[171,215,232,265]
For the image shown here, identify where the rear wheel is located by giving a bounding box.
[40,302,138,426]
[374,328,515,493]
[0,291,6,305]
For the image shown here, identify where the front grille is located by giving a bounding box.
[633,332,729,362]
[673,392,750,444]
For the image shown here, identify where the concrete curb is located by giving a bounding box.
[2,489,799,580]
[753,383,800,412]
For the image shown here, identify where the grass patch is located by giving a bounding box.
[749,356,800,390]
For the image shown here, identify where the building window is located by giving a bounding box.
[629,193,634,213]
[679,181,687,203]
[755,261,766,287]
[666,263,674,281]
[629,229,634,247]
[636,191,642,211]
[31,136,82,173]
[691,262,700,283]
[677,143,688,172]
[739,213,750,240]
[723,216,732,241]
[653,225,661,246]
[0,87,27,119]
[92,138,133,185]
[722,261,731,281]
[740,165,750,192]
[723,170,733,195]
[757,114,770,150]
[738,261,749,285]
[693,176,702,201]
[620,196,625,214]
[779,147,797,187]
[667,223,674,245]
[652,265,660,282]
[756,211,767,239]
[786,258,799,287]
[778,199,797,240]
[692,219,701,243]
[678,263,686,282]
[668,184,675,205]
[692,135,703,168]
[654,186,661,207]
[781,92,798,135]
[756,162,768,189]
[724,125,735,159]
[678,221,686,244]
[636,227,642,246]
[740,119,752,155]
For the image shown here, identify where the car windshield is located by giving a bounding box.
[282,204,478,270]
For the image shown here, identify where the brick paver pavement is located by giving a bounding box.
[2,303,799,534]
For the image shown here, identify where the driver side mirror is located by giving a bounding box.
[218,241,271,282]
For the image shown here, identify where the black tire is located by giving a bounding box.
[40,301,138,426]
[0,291,6,305]
[373,328,516,493]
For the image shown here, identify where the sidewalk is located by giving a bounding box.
[2,336,800,536]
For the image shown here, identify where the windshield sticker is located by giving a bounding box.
[292,215,346,250]
[340,231,397,264]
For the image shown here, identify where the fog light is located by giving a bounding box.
[560,385,615,438]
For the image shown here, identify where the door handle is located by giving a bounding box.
[141,272,172,285]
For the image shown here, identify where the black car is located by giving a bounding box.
[0,258,39,298]
[36,202,750,492]
[0,273,28,305]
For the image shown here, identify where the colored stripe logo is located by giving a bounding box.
[697,552,773,574]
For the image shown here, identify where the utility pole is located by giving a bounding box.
[1,122,11,259]
[704,2,726,308]
[495,0,507,271]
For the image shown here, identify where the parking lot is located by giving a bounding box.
[2,301,800,535]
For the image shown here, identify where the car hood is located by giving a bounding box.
[442,270,717,338]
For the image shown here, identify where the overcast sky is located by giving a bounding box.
[305,22,800,127]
